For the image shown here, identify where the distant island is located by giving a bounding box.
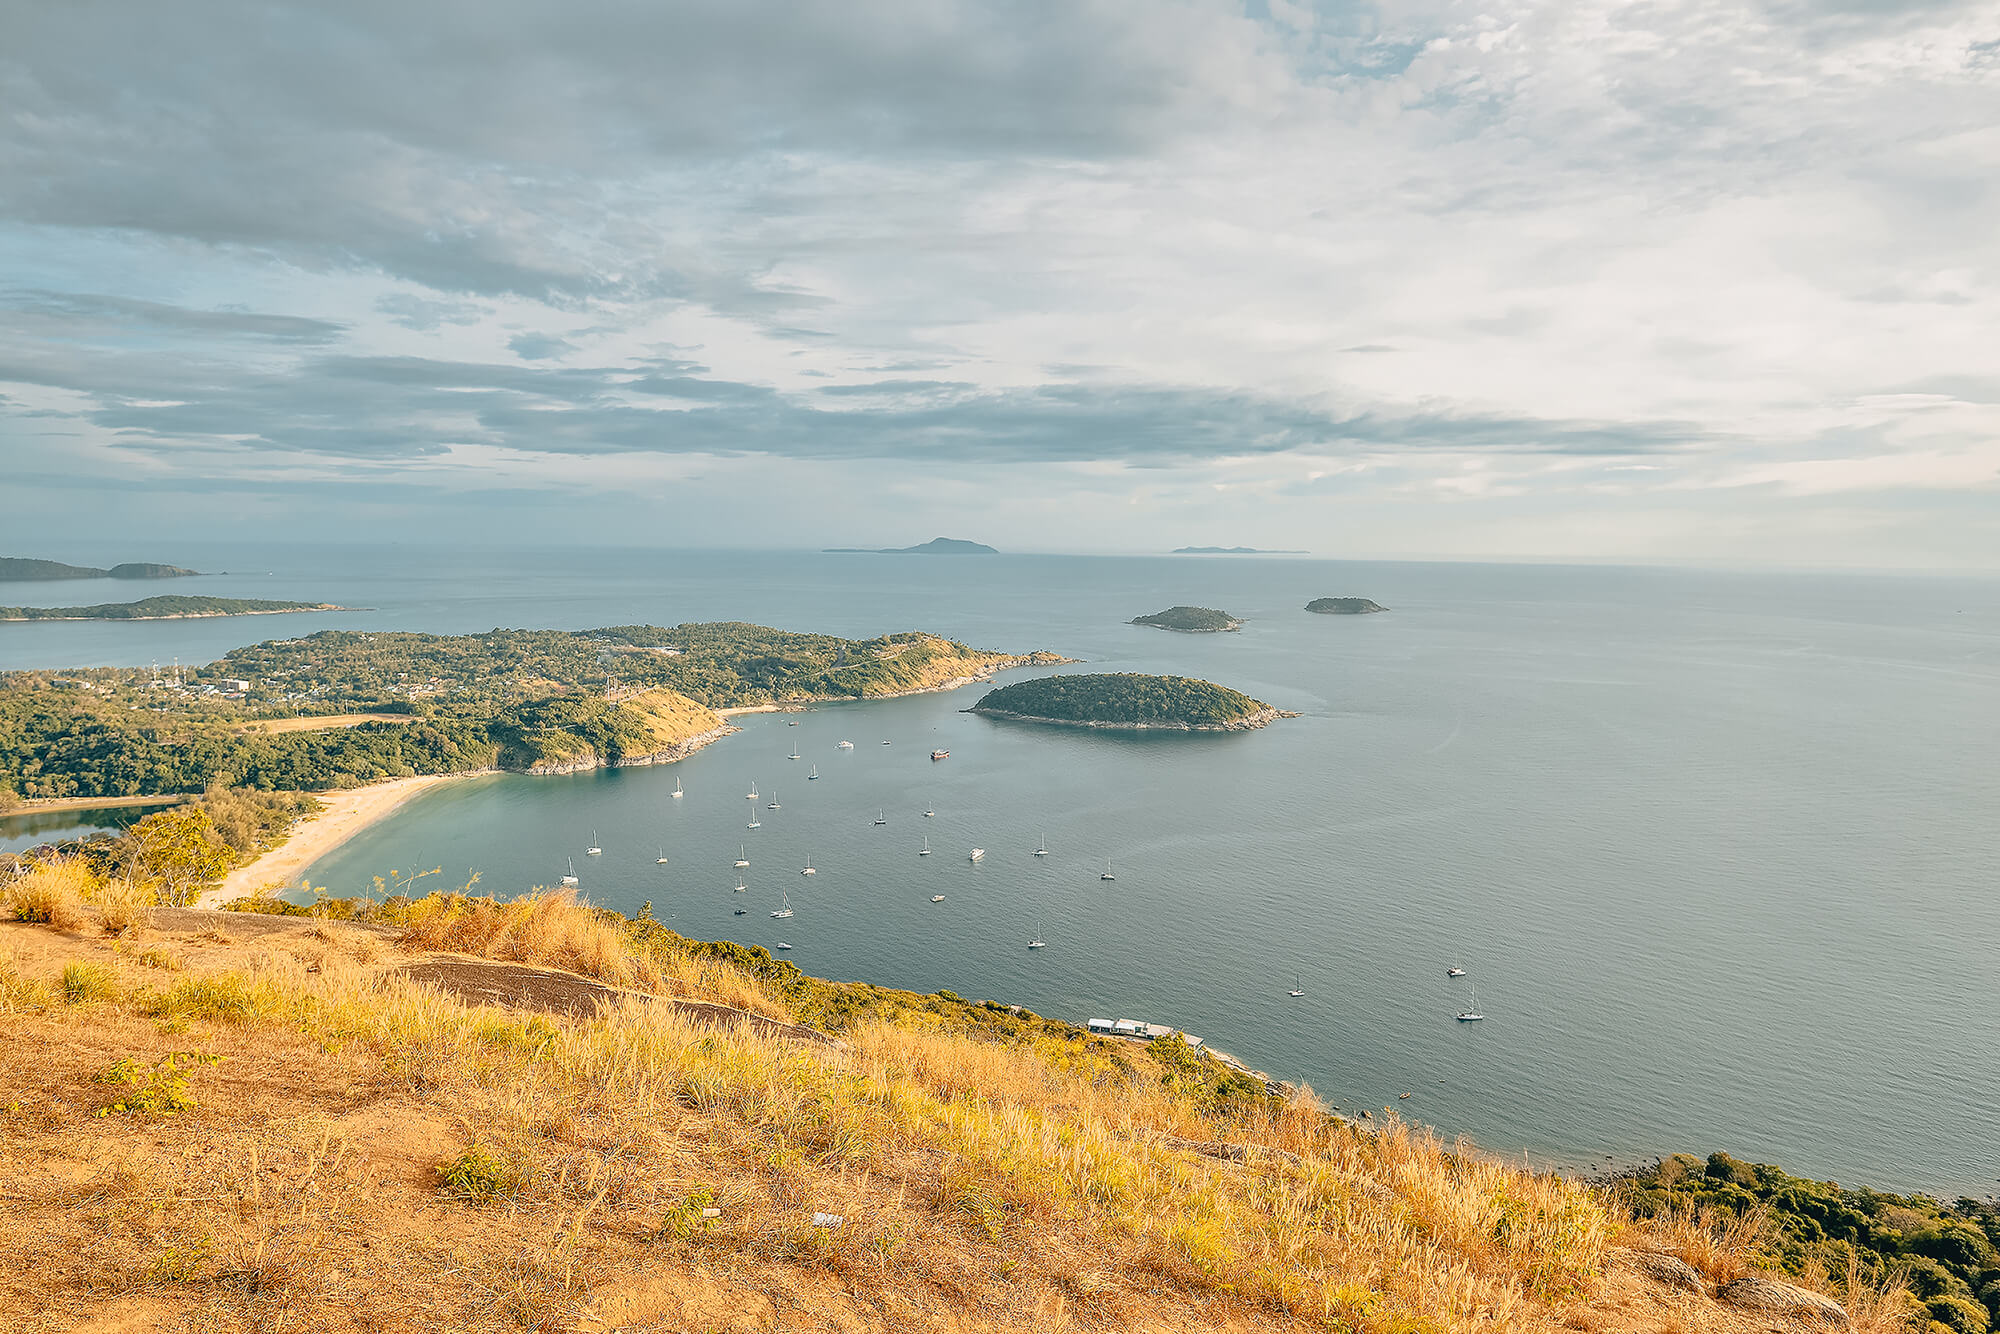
[1171,546,1308,555]
[823,537,998,555]
[0,596,344,622]
[1131,605,1243,633]
[0,557,202,580]
[1306,597,1387,615]
[971,672,1286,731]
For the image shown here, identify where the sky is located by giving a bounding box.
[3,0,1998,567]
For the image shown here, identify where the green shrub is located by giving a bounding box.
[438,1143,524,1207]
[93,1051,223,1116]
[61,961,116,1003]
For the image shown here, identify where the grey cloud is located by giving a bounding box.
[509,332,574,360]
[2,290,347,344]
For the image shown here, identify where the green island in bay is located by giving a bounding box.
[0,595,345,622]
[1131,605,1244,633]
[1306,596,1388,615]
[970,671,1285,730]
[0,622,1063,799]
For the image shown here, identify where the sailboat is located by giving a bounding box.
[775,941,792,950]
[1455,983,1484,1022]
[767,792,780,809]
[733,878,747,892]
[585,831,602,856]
[919,836,931,856]
[1446,967,1467,978]
[788,750,800,761]
[1034,833,1048,857]
[801,856,816,876]
[746,811,761,828]
[1288,975,1304,998]
[931,894,945,903]
[771,890,793,919]
[746,781,758,800]
[1100,865,1116,881]
[872,811,887,825]
[924,807,935,818]
[1027,918,1046,949]
[807,764,819,780]
[561,859,579,887]
[968,847,985,862]
[735,845,750,868]
[656,848,669,865]
[837,740,854,750]
[671,778,683,799]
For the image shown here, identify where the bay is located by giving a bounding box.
[8,542,1998,1194]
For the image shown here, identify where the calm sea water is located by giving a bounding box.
[7,544,1998,1195]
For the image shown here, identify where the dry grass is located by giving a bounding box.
[1632,1200,1774,1287]
[0,899,1896,1334]
[3,859,93,931]
[397,889,639,986]
[87,877,154,934]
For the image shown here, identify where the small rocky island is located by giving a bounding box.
[970,672,1287,731]
[1306,597,1387,615]
[1131,605,1243,633]
[823,537,998,555]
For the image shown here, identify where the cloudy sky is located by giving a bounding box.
[3,0,1997,565]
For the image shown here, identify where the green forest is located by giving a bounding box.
[0,596,337,621]
[1619,1154,1999,1331]
[0,623,1039,799]
[972,672,1267,726]
[1130,605,1242,632]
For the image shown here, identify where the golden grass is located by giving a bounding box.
[0,898,1898,1334]
[3,859,93,931]
[1631,1200,1773,1287]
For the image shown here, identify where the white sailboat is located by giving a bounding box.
[1446,967,1466,978]
[919,836,931,856]
[789,749,801,760]
[585,831,602,856]
[1288,975,1304,998]
[733,878,747,893]
[924,807,935,818]
[656,848,669,864]
[1455,983,1484,1022]
[746,780,758,800]
[837,740,854,750]
[561,859,579,887]
[931,894,945,902]
[872,811,887,825]
[746,812,761,828]
[1100,865,1116,881]
[771,890,793,919]
[969,847,985,862]
[735,845,750,868]
[767,792,780,809]
[801,856,816,876]
[807,764,819,780]
[671,778,683,799]
[1027,918,1046,949]
[1034,833,1048,857]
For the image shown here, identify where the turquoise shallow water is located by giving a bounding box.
[9,545,1999,1193]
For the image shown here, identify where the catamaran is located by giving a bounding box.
[746,781,758,800]
[1288,976,1304,998]
[767,792,780,809]
[801,856,816,876]
[1034,833,1048,857]
[1455,984,1484,1022]
[733,879,747,893]
[771,890,793,919]
[734,845,750,868]
[561,859,579,887]
[585,831,602,856]
[919,837,931,856]
[1100,865,1116,881]
[746,811,761,828]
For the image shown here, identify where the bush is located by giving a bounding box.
[61,961,117,1004]
[4,859,96,930]
[438,1144,524,1207]
[1928,1294,1991,1334]
[93,1051,223,1116]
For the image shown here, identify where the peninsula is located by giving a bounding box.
[1131,605,1244,633]
[823,537,998,554]
[1306,596,1388,614]
[0,556,201,580]
[0,596,343,622]
[0,622,1063,799]
[971,671,1284,730]
[1171,546,1308,555]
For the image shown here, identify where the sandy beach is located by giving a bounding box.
[196,772,485,908]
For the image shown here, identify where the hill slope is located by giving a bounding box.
[0,557,200,580]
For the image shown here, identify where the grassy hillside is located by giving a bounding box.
[0,875,1906,1333]
[974,672,1270,727]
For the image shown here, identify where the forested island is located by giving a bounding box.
[1306,596,1387,614]
[0,623,1061,798]
[0,557,201,580]
[823,537,998,554]
[971,672,1283,730]
[1131,605,1243,633]
[0,596,342,622]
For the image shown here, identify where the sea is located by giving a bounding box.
[5,543,1997,1197]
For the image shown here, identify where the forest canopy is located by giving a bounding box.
[972,673,1269,728]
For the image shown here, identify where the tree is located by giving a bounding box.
[129,807,233,907]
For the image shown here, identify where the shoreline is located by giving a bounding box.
[6,793,191,816]
[0,604,348,623]
[968,704,1291,732]
[194,663,1046,906]
[196,772,489,908]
